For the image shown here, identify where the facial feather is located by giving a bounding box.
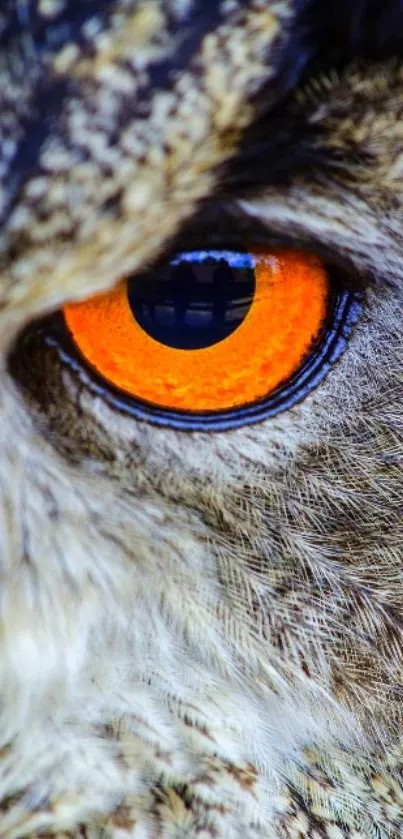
[0,2,402,838]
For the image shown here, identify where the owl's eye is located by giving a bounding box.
[59,247,360,431]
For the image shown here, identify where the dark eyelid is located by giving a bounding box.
[154,201,369,295]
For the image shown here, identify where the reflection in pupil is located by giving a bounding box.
[127,252,256,350]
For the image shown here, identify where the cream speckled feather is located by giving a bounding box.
[0,1,403,837]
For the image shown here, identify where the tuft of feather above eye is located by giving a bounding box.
[300,0,403,64]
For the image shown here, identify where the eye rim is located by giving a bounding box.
[42,261,362,432]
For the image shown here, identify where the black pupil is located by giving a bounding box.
[128,251,256,350]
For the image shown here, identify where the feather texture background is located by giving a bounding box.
[0,2,402,836]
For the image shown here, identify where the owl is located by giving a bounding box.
[0,1,402,837]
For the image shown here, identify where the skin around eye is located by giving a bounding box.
[62,249,329,413]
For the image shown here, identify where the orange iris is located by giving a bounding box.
[63,248,329,413]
